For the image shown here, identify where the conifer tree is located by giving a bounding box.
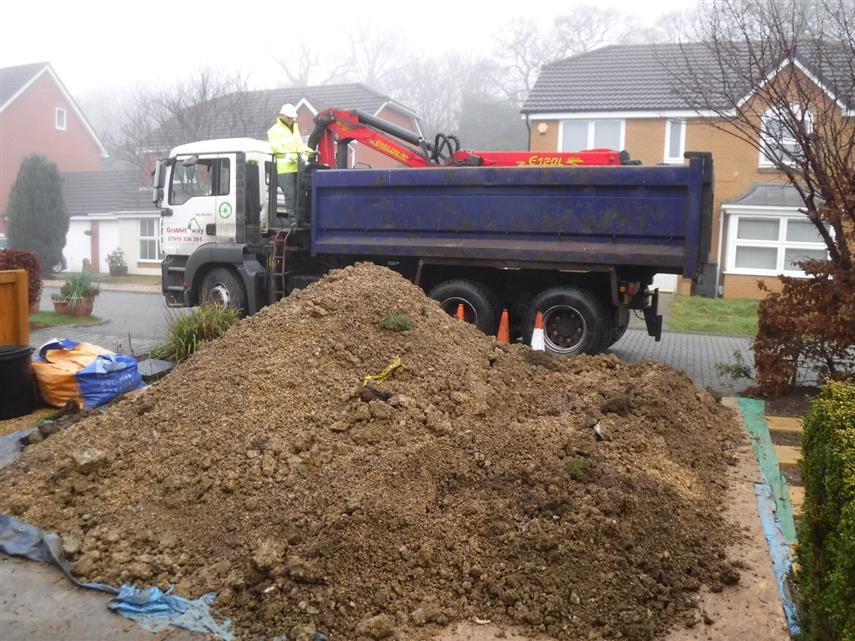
[7,155,68,272]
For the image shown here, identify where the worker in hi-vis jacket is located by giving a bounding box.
[268,103,311,224]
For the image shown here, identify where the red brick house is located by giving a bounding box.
[0,62,108,234]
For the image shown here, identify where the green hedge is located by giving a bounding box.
[797,381,855,641]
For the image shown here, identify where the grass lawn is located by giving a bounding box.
[49,272,160,286]
[667,295,759,335]
[30,311,102,330]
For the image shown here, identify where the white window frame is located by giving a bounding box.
[139,218,161,263]
[663,119,686,164]
[725,211,829,277]
[758,105,811,168]
[557,119,625,152]
[55,107,67,131]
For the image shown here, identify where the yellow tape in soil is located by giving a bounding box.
[362,356,402,386]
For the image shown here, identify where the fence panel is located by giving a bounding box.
[0,270,29,346]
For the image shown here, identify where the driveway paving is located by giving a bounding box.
[31,287,181,355]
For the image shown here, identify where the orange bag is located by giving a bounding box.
[31,339,141,408]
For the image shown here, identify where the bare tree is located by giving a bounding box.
[493,19,561,106]
[387,55,503,141]
[619,10,698,44]
[554,6,629,53]
[493,7,638,106]
[345,29,409,92]
[668,0,855,393]
[272,41,352,88]
[108,69,255,171]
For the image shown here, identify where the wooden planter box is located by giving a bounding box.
[109,265,128,277]
[53,298,95,316]
[1,270,29,346]
[68,298,95,317]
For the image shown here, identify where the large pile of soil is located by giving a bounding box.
[0,264,744,641]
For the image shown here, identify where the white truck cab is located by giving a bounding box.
[154,138,282,311]
[154,138,277,257]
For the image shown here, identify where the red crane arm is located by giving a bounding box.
[307,108,630,169]
[451,149,623,167]
[308,109,431,168]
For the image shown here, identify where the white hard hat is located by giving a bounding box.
[279,103,298,118]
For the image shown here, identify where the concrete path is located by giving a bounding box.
[0,558,201,641]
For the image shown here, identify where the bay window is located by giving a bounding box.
[727,214,828,276]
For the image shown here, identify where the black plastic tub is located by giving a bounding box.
[0,345,36,420]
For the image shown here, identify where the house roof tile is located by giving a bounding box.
[522,42,853,115]
[0,62,48,109]
[62,171,157,217]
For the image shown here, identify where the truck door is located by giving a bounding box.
[212,155,236,242]
[162,155,233,255]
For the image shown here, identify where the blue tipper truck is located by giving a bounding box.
[154,138,713,357]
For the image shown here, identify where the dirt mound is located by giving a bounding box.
[0,264,744,641]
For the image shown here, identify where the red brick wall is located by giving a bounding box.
[0,70,104,232]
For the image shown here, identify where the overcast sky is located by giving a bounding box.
[3,0,696,99]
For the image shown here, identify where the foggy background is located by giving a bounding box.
[3,0,698,159]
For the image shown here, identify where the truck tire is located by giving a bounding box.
[200,267,247,314]
[428,279,500,335]
[605,306,630,349]
[524,286,609,356]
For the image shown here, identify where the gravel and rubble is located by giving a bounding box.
[0,263,745,641]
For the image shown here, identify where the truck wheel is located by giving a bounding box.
[605,306,630,349]
[200,267,247,314]
[525,287,609,356]
[428,279,500,335]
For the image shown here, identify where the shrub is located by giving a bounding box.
[53,272,100,303]
[379,314,412,331]
[106,248,126,268]
[152,304,239,362]
[0,249,42,307]
[564,456,590,482]
[714,349,754,381]
[796,381,855,641]
[753,266,855,396]
[6,154,69,272]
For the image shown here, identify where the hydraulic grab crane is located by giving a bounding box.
[306,108,631,169]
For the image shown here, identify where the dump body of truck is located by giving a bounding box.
[310,154,712,279]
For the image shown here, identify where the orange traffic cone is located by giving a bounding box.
[456,303,465,320]
[530,311,545,351]
[497,309,510,344]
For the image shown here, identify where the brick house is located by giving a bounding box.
[0,62,108,235]
[522,44,851,299]
[61,170,160,275]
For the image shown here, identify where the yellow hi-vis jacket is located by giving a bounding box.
[267,118,309,174]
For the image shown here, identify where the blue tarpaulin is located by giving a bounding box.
[0,514,233,640]
[109,584,233,640]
